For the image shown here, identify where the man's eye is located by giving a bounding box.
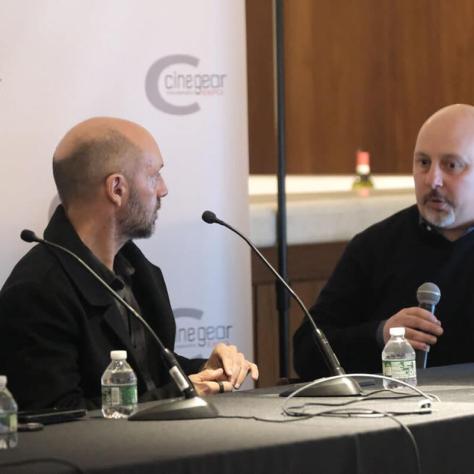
[416,158,430,168]
[443,159,465,173]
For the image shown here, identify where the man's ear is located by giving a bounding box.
[105,173,128,207]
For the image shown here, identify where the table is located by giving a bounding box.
[2,364,474,474]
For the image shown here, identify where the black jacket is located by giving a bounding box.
[0,206,204,410]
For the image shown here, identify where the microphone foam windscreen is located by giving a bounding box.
[417,282,441,305]
[202,210,217,224]
[20,229,37,243]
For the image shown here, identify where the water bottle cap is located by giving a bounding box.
[389,327,405,337]
[356,150,370,166]
[0,375,6,388]
[110,350,127,360]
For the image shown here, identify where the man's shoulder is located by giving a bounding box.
[355,205,418,241]
[0,244,63,295]
[346,205,419,255]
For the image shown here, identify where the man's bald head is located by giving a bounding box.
[52,117,156,207]
[413,103,474,239]
[416,104,474,144]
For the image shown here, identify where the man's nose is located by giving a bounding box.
[158,177,168,198]
[425,164,443,189]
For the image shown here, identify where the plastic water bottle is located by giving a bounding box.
[101,350,137,419]
[0,375,18,449]
[382,327,417,389]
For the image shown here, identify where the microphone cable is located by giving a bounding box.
[282,373,439,415]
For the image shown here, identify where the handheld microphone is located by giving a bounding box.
[415,282,441,369]
[201,211,361,397]
[21,229,217,420]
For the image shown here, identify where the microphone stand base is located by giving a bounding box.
[281,376,362,397]
[128,396,218,421]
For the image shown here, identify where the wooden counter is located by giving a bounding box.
[249,176,415,386]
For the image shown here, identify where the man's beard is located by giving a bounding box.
[420,190,455,228]
[119,190,160,240]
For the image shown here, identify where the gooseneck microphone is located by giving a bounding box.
[201,211,361,397]
[415,282,441,369]
[21,229,217,420]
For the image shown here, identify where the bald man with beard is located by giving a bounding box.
[0,117,258,410]
[294,104,474,380]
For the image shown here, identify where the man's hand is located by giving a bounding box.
[189,368,233,396]
[203,343,259,389]
[383,307,443,350]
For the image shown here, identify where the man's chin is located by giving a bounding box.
[127,223,156,240]
[421,208,455,229]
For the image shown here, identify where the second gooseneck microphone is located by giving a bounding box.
[415,282,441,369]
[202,210,361,397]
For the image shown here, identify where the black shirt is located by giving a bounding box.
[94,253,157,393]
[293,205,474,379]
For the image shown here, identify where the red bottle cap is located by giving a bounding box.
[357,151,370,166]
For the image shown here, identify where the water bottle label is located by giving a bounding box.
[102,384,137,406]
[382,359,416,380]
[9,414,17,432]
[111,387,120,405]
[0,413,16,434]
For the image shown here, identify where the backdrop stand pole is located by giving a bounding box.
[275,0,289,379]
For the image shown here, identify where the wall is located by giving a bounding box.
[247,0,474,174]
[0,0,253,373]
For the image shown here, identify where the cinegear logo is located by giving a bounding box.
[174,308,233,357]
[145,54,227,115]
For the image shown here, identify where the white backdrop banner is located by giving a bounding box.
[0,1,253,373]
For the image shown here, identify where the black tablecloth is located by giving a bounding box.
[2,364,474,474]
